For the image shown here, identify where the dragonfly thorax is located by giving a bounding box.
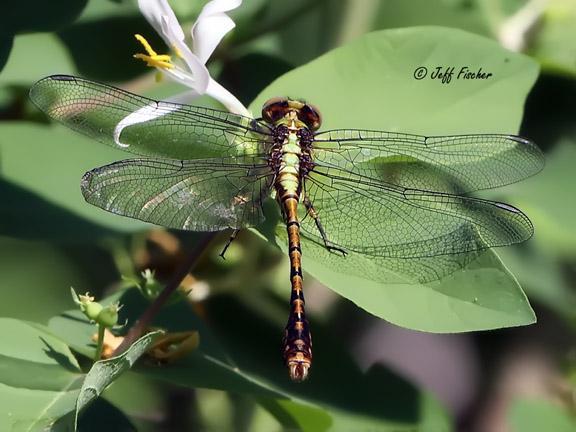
[262,97,322,131]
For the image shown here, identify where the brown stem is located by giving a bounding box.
[112,232,219,356]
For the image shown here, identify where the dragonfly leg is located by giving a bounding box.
[219,229,240,259]
[303,196,347,256]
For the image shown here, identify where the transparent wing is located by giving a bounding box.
[313,129,544,193]
[30,75,272,159]
[301,165,533,259]
[81,157,274,231]
[300,230,483,284]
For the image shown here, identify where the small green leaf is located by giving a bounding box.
[74,330,163,428]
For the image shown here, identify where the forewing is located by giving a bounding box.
[81,157,273,231]
[313,130,544,193]
[301,166,533,259]
[30,75,272,159]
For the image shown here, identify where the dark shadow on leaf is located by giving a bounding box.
[0,178,119,242]
[218,53,293,106]
[0,34,13,73]
[2,0,88,34]
[40,336,81,373]
[522,73,576,150]
[57,16,166,82]
[52,397,136,432]
[206,294,421,424]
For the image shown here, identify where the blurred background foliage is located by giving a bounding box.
[0,0,575,431]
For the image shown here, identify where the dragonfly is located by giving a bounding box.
[30,75,544,382]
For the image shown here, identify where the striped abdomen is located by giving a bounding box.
[279,191,312,381]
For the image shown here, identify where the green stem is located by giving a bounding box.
[95,325,105,362]
[112,232,219,356]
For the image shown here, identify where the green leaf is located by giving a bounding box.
[372,0,489,37]
[0,33,75,86]
[510,140,576,257]
[250,27,539,332]
[0,236,91,323]
[293,230,535,332]
[49,289,452,431]
[251,27,537,134]
[0,122,149,232]
[508,398,576,432]
[259,399,333,432]
[0,318,82,431]
[497,246,575,321]
[528,0,576,77]
[74,330,162,428]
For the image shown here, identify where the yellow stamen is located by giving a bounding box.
[133,34,175,70]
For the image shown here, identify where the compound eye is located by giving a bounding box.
[299,103,322,131]
[262,98,289,124]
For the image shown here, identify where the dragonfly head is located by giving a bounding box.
[262,97,322,131]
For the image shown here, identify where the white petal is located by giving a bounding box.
[113,101,182,147]
[162,34,211,93]
[138,0,185,47]
[192,0,242,64]
[205,77,251,117]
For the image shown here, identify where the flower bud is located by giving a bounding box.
[71,288,103,321]
[96,303,121,328]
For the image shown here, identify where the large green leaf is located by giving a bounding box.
[250,27,538,332]
[0,318,82,431]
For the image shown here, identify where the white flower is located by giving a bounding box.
[134,0,249,117]
[498,0,547,52]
